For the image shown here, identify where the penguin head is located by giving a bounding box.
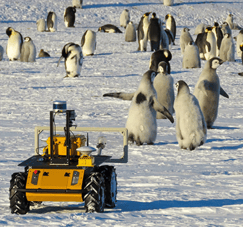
[209,57,224,69]
[213,22,219,27]
[240,43,243,51]
[205,27,213,33]
[152,12,156,18]
[158,61,169,74]
[175,80,190,94]
[24,37,31,42]
[165,14,171,20]
[143,12,151,18]
[98,27,104,32]
[163,49,172,61]
[6,27,13,37]
[183,27,190,32]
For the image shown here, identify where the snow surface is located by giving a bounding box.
[0,0,243,226]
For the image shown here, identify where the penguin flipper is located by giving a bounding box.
[103,92,134,100]
[81,30,88,47]
[57,56,64,67]
[151,97,174,123]
[197,80,212,96]
[205,41,211,53]
[220,87,229,98]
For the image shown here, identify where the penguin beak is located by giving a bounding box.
[219,59,224,65]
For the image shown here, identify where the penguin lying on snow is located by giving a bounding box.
[47,11,57,32]
[193,57,229,129]
[81,30,96,56]
[153,61,175,119]
[6,27,23,61]
[20,37,36,62]
[98,24,122,33]
[174,80,207,151]
[57,42,83,78]
[38,49,50,58]
[64,6,76,27]
[103,70,174,146]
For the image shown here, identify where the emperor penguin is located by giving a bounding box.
[81,30,96,56]
[153,61,175,119]
[20,37,36,62]
[212,22,223,57]
[98,24,122,33]
[103,70,174,145]
[6,27,23,61]
[148,13,161,51]
[221,22,231,36]
[36,18,46,32]
[149,49,172,73]
[174,80,207,151]
[47,11,57,32]
[226,13,242,30]
[219,33,235,62]
[240,43,243,64]
[72,0,82,8]
[64,6,76,27]
[204,27,216,60]
[38,49,50,58]
[120,9,130,28]
[165,14,176,45]
[0,45,4,61]
[182,41,201,69]
[164,0,174,6]
[125,21,136,42]
[180,27,193,55]
[195,31,208,59]
[57,42,83,78]
[193,57,229,129]
[236,30,243,57]
[137,12,151,51]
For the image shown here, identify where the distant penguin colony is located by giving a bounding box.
[47,11,57,32]
[20,37,36,62]
[120,9,130,28]
[98,24,122,33]
[6,27,23,61]
[57,42,83,78]
[174,80,207,151]
[81,30,96,56]
[103,70,174,145]
[64,6,76,27]
[153,61,175,119]
[193,57,229,129]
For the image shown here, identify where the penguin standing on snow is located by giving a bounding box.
[72,0,82,8]
[236,30,243,57]
[20,37,36,62]
[221,22,231,36]
[47,11,57,32]
[174,80,207,151]
[64,6,76,27]
[180,27,193,55]
[57,42,83,78]
[164,0,174,6]
[182,41,201,69]
[219,33,235,62]
[149,49,172,73]
[98,24,122,33]
[137,12,151,51]
[193,57,229,129]
[226,13,242,30]
[120,9,130,28]
[212,22,223,57]
[204,27,216,60]
[148,13,161,51]
[125,21,136,42]
[153,61,175,119]
[103,70,174,146]
[240,43,243,64]
[36,18,46,32]
[81,30,96,56]
[165,14,176,45]
[6,27,23,61]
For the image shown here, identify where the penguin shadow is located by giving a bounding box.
[174,1,242,6]
[154,141,178,146]
[209,126,239,130]
[94,52,113,57]
[1,20,36,23]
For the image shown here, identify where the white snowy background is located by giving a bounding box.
[0,0,243,226]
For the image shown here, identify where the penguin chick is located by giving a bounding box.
[20,37,36,62]
[164,0,174,6]
[174,80,207,151]
[221,22,231,36]
[38,49,50,58]
[219,33,235,62]
[194,23,207,35]
[125,21,136,42]
[154,61,175,119]
[103,70,174,146]
[98,24,122,33]
[57,42,83,78]
[180,27,194,55]
[6,27,23,61]
[149,49,172,73]
[193,57,229,129]
[120,9,130,28]
[81,30,96,56]
[182,41,201,69]
[36,18,46,32]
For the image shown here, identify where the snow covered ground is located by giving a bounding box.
[0,0,243,226]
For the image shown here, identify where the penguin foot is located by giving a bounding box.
[147,142,154,145]
[189,144,195,151]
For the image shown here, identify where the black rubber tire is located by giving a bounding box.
[9,172,30,214]
[83,172,105,213]
[99,165,117,208]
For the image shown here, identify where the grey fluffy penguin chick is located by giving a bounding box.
[219,33,235,62]
[180,27,193,55]
[36,18,46,32]
[120,9,130,28]
[125,21,136,42]
[174,80,207,151]
[182,41,201,69]
[193,57,229,129]
[153,61,175,119]
[20,37,36,62]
